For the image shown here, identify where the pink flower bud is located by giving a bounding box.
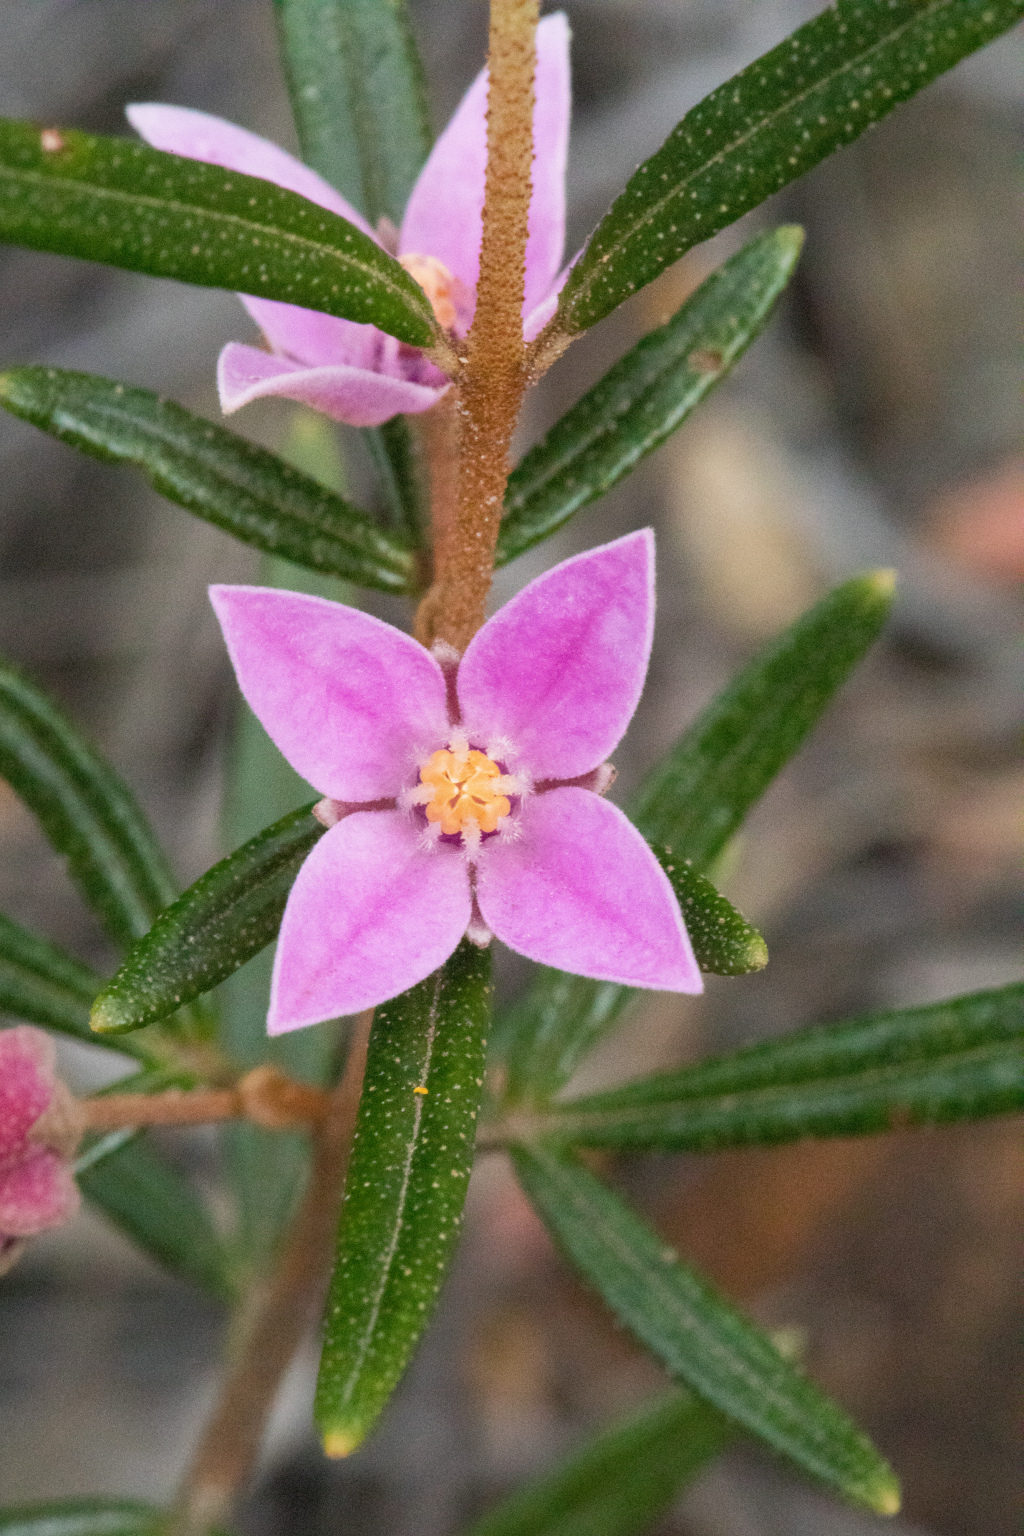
[0,1027,82,1273]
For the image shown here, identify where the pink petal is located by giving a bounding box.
[523,12,571,319]
[400,13,570,328]
[209,586,450,802]
[217,343,448,427]
[523,256,573,343]
[236,297,386,370]
[457,530,655,781]
[0,1027,55,1161]
[0,1147,80,1236]
[269,811,471,1030]
[476,789,701,992]
[399,62,488,301]
[126,104,377,238]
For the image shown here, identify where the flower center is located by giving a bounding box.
[418,747,511,836]
[399,253,458,330]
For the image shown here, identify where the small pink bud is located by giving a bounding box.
[0,1027,82,1271]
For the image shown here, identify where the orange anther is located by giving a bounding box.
[419,748,511,836]
[399,253,458,331]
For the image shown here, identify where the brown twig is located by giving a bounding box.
[170,1009,375,1536]
[416,0,539,650]
[79,1065,331,1134]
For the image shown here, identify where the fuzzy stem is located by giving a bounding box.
[170,1010,374,1536]
[80,1065,331,1133]
[416,0,539,650]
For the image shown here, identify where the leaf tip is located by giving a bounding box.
[743,933,769,972]
[864,1475,902,1518]
[776,224,806,257]
[322,1428,361,1459]
[867,568,897,600]
[90,994,129,1036]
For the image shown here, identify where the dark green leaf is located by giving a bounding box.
[631,569,895,867]
[78,1133,235,1301]
[91,804,325,1036]
[0,119,436,347]
[491,971,632,1108]
[554,0,1024,336]
[654,848,767,976]
[0,369,418,594]
[514,1148,899,1516]
[315,941,492,1454]
[531,984,1024,1152]
[495,574,893,1102]
[0,1501,163,1536]
[0,658,177,950]
[0,910,131,1050]
[501,228,802,562]
[274,0,432,226]
[464,1389,730,1536]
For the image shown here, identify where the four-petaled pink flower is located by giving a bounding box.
[127,13,571,429]
[211,531,702,1031]
[0,1027,81,1273]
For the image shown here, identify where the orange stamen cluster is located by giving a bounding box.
[419,747,511,836]
[399,253,459,331]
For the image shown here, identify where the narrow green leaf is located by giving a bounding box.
[78,1133,235,1301]
[0,119,436,347]
[0,1501,163,1536]
[0,910,126,1048]
[653,849,767,977]
[315,940,492,1455]
[91,804,324,1036]
[554,0,1024,336]
[274,0,432,226]
[491,971,631,1106]
[0,658,177,950]
[532,984,1024,1152]
[495,574,893,1101]
[630,571,895,862]
[513,1148,900,1516]
[500,228,802,563]
[464,1389,730,1536]
[0,369,418,594]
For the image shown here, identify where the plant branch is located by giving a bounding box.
[417,0,539,650]
[79,1065,331,1134]
[169,1010,375,1536]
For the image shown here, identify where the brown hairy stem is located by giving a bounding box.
[80,1065,331,1134]
[416,0,539,651]
[169,1010,375,1536]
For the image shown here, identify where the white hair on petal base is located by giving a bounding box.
[417,820,443,853]
[465,915,493,948]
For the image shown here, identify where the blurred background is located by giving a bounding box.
[0,2,1020,1533]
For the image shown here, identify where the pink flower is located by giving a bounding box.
[210,530,702,1031]
[126,14,571,429]
[0,1027,81,1272]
